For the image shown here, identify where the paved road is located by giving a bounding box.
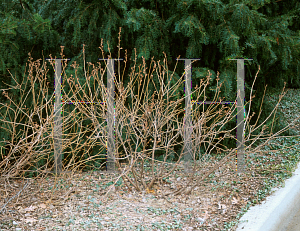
[276,202,300,231]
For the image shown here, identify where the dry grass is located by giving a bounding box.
[0,27,299,230]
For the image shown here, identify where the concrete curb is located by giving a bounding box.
[235,161,300,231]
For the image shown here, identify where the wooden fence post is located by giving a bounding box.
[98,57,123,172]
[50,59,69,175]
[229,58,252,174]
[176,58,201,173]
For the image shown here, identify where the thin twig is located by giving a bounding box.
[0,179,31,214]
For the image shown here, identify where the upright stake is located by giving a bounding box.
[176,58,201,173]
[99,57,123,172]
[229,58,252,174]
[54,59,62,174]
[48,58,70,175]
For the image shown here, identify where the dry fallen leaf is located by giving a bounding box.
[24,205,37,212]
[52,213,62,218]
[232,197,238,204]
[22,218,38,223]
[38,203,47,209]
[146,187,155,194]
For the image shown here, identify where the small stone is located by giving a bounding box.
[196,217,205,223]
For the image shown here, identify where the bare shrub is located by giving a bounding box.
[0,27,298,203]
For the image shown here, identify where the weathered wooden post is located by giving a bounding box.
[99,57,123,172]
[176,58,201,173]
[51,58,70,175]
[229,58,252,174]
